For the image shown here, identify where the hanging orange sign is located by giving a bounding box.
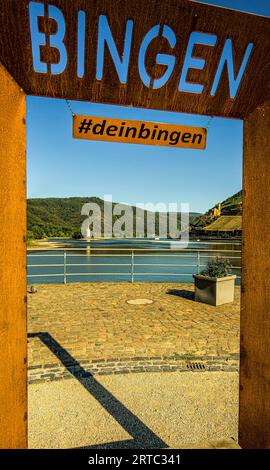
[73,115,207,149]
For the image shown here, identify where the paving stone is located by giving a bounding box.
[27,282,240,382]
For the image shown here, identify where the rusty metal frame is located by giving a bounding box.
[0,0,270,449]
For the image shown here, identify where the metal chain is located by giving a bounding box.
[66,98,213,130]
[65,99,75,117]
[206,115,214,130]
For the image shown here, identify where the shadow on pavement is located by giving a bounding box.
[28,332,167,449]
[167,289,195,301]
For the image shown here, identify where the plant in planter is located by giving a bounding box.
[193,257,236,306]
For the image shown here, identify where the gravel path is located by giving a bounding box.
[28,371,239,449]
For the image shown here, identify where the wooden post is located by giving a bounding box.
[0,65,27,448]
[240,100,270,448]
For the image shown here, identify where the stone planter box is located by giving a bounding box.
[193,274,236,306]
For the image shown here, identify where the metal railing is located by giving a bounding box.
[27,247,242,284]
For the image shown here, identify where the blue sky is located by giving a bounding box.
[27,0,270,213]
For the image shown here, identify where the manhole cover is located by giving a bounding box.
[127,299,153,305]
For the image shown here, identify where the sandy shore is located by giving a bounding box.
[27,237,103,250]
[27,239,73,250]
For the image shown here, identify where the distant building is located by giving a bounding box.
[212,202,221,218]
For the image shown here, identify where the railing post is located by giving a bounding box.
[197,251,200,274]
[64,251,67,284]
[131,250,134,283]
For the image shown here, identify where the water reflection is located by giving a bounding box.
[27,238,242,285]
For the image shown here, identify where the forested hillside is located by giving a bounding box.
[27,197,200,239]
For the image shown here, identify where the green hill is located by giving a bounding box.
[27,197,101,239]
[191,190,242,229]
[27,197,201,239]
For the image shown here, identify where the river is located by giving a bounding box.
[27,238,242,284]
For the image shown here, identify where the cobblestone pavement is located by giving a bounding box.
[27,282,240,382]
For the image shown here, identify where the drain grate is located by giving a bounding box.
[186,362,206,371]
